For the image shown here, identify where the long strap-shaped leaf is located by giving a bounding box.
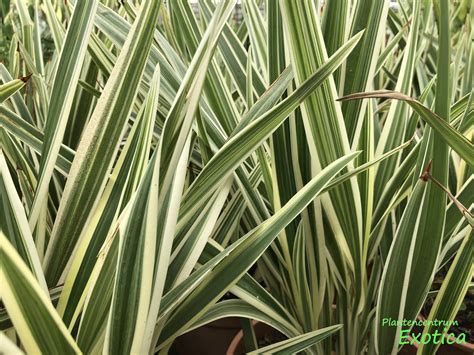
[0,106,74,175]
[372,1,421,200]
[160,240,300,338]
[248,324,343,355]
[168,68,294,289]
[0,65,33,125]
[57,67,160,328]
[158,152,359,347]
[200,0,266,98]
[43,0,162,285]
[417,232,473,355]
[105,2,237,353]
[0,233,80,354]
[341,0,389,143]
[280,1,364,304]
[339,90,473,167]
[188,300,298,337]
[103,151,162,355]
[374,17,453,342]
[173,0,240,135]
[0,150,47,293]
[28,0,97,228]
[179,31,363,223]
[374,178,429,354]
[0,76,29,103]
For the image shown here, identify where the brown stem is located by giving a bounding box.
[419,159,473,226]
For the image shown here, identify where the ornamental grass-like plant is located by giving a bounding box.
[0,0,472,354]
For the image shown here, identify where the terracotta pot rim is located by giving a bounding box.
[226,320,258,355]
[452,339,474,351]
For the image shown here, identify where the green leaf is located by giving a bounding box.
[375,178,430,354]
[178,30,364,223]
[28,0,98,228]
[0,76,29,103]
[57,66,160,329]
[0,65,33,124]
[43,0,163,285]
[341,0,389,142]
[188,300,297,339]
[339,90,473,167]
[105,2,237,352]
[248,324,343,355]
[0,150,47,292]
[280,1,364,305]
[158,151,358,346]
[0,233,80,354]
[0,105,74,176]
[417,232,473,355]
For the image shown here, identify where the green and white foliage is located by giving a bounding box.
[0,0,472,354]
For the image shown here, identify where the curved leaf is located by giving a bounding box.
[339,90,473,167]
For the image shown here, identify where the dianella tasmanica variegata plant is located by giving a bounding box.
[0,0,472,354]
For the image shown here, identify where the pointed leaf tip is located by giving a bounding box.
[20,73,33,83]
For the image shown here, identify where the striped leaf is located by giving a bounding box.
[0,150,47,292]
[417,232,473,354]
[0,233,80,354]
[43,0,163,285]
[0,75,29,103]
[339,90,473,167]
[248,324,343,355]
[158,152,358,346]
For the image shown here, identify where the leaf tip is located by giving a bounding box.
[20,73,33,83]
[420,159,432,182]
